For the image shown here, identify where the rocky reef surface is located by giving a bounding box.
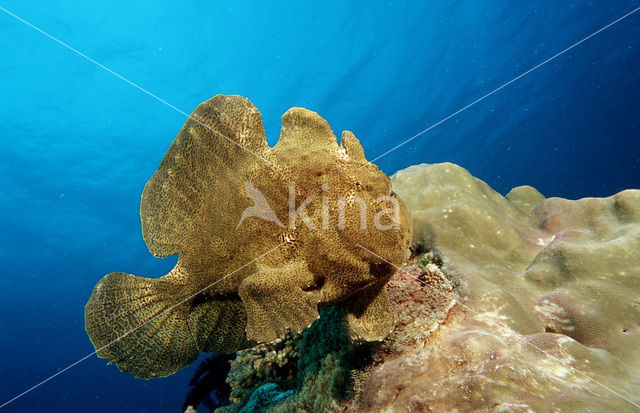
[194,162,639,413]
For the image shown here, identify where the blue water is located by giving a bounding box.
[1,1,638,412]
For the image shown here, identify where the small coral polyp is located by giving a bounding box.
[84,95,412,379]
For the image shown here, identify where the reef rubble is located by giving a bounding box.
[193,161,639,412]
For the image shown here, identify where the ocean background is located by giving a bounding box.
[1,1,638,411]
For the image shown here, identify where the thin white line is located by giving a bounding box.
[366,6,640,167]
[0,243,283,410]
[0,5,281,170]
[1,1,637,409]
[356,244,640,410]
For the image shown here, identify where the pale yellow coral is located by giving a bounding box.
[350,162,640,411]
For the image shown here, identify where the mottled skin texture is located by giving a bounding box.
[84,95,412,379]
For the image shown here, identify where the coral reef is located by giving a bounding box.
[505,184,545,215]
[226,330,301,405]
[273,307,376,412]
[84,94,412,378]
[381,252,457,354]
[348,162,640,411]
[218,307,376,412]
[235,383,294,413]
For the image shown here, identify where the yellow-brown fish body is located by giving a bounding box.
[85,95,412,378]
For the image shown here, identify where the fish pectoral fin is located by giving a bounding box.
[84,271,199,379]
[345,283,395,341]
[188,292,255,353]
[238,262,320,342]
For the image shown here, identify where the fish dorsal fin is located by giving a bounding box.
[275,107,339,152]
[341,130,366,161]
[141,95,269,257]
[189,94,268,153]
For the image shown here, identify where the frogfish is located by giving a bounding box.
[84,95,412,378]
